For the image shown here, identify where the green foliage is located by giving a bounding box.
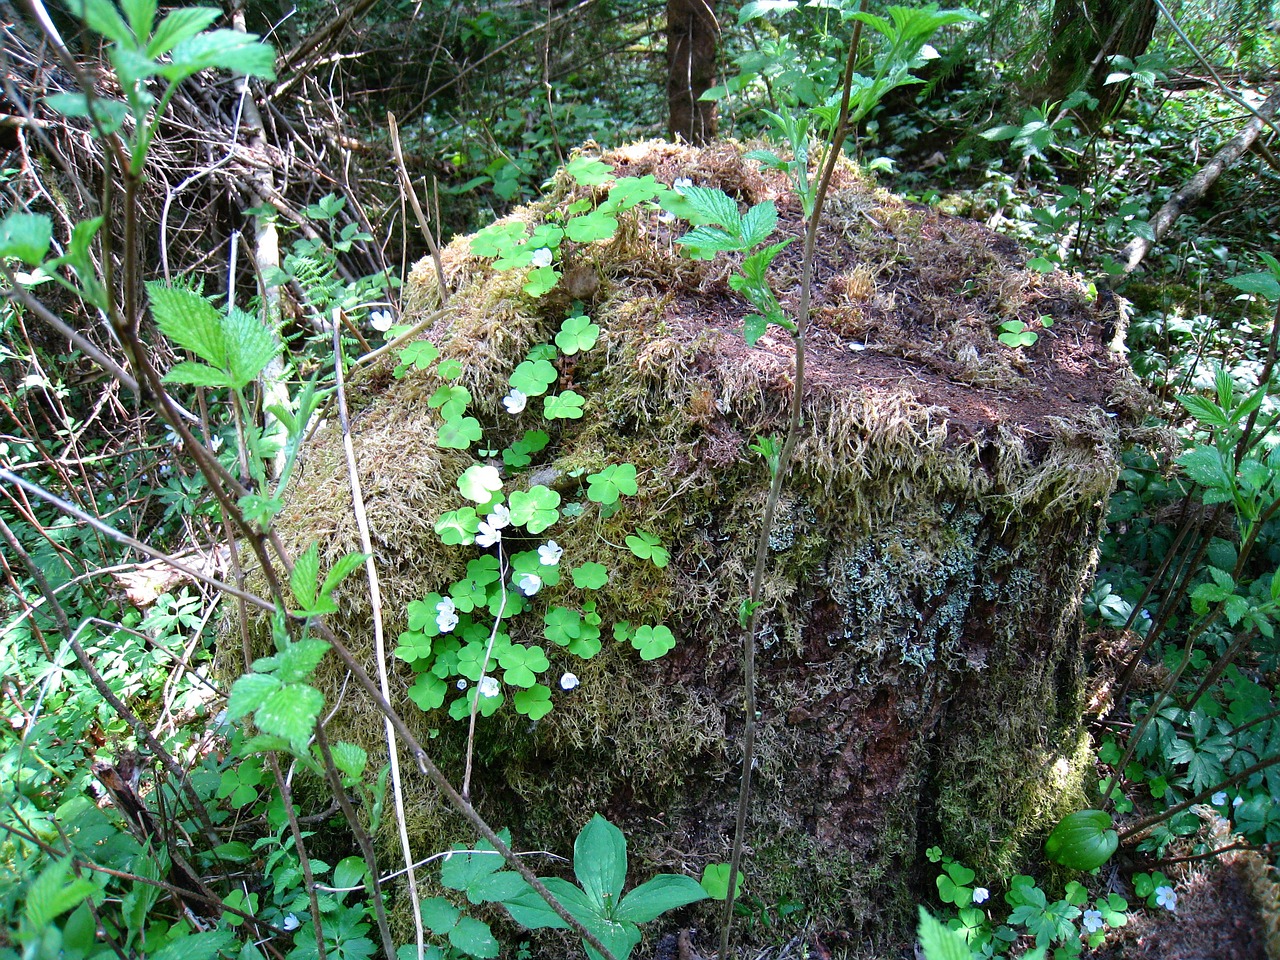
[1043,810,1118,871]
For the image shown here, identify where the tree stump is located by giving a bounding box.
[274,141,1139,954]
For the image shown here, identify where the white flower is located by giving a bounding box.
[488,504,511,529]
[516,574,542,597]
[436,597,456,615]
[971,887,989,905]
[436,609,459,633]
[478,676,501,698]
[1155,885,1177,912]
[560,672,579,691]
[370,309,394,332]
[538,541,563,565]
[282,914,300,931]
[475,521,502,548]
[503,389,527,414]
[1234,795,1245,808]
[673,177,693,194]
[1140,609,1152,620]
[1081,909,1104,934]
[456,679,468,690]
[1213,791,1228,806]
[530,247,553,269]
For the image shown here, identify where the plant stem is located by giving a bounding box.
[717,9,866,959]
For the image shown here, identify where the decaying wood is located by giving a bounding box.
[1115,86,1280,279]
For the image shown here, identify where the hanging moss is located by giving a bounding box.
[244,140,1142,957]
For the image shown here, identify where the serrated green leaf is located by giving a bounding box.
[917,907,971,960]
[226,672,280,719]
[450,917,499,958]
[320,551,369,598]
[290,543,321,609]
[331,741,367,779]
[1177,394,1231,428]
[273,639,330,683]
[679,186,741,229]
[68,0,134,43]
[1227,272,1280,301]
[149,931,237,960]
[165,29,277,82]
[676,225,741,252]
[254,683,323,747]
[419,896,460,934]
[739,201,778,247]
[743,313,768,346]
[149,281,226,366]
[162,360,231,387]
[222,306,280,389]
[441,837,505,893]
[146,7,221,57]
[23,858,98,930]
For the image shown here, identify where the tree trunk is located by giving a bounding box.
[666,0,718,143]
[1042,0,1158,123]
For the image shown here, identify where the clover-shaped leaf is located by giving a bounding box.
[498,644,550,688]
[449,687,503,720]
[566,155,615,186]
[456,642,499,682]
[471,220,529,259]
[502,429,550,468]
[513,684,553,719]
[555,313,601,355]
[430,384,471,420]
[436,507,481,545]
[586,463,638,504]
[543,391,585,420]
[394,340,440,377]
[524,266,560,297]
[458,464,504,503]
[394,630,434,664]
[572,562,609,589]
[511,549,561,587]
[630,624,676,660]
[407,672,447,711]
[566,210,618,243]
[507,485,560,534]
[509,359,558,397]
[626,530,670,567]
[544,606,583,646]
[438,415,483,449]
[567,623,602,659]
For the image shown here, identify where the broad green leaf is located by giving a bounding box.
[586,463,637,503]
[149,281,225,366]
[254,683,323,747]
[68,0,134,44]
[149,932,237,960]
[1227,272,1280,301]
[226,672,280,719]
[123,0,157,43]
[510,359,559,396]
[513,684,553,719]
[615,874,709,923]
[739,201,778,247]
[699,863,743,901]
[631,624,676,660]
[429,384,471,420]
[679,186,741,229]
[508,486,560,534]
[543,391,585,420]
[1044,809,1118,870]
[419,896,460,934]
[524,265,560,297]
[566,211,618,243]
[331,742,367,779]
[676,225,741,252]
[222,306,280,389]
[43,93,129,133]
[23,858,98,930]
[574,814,627,911]
[162,360,230,388]
[333,856,367,894]
[407,673,447,711]
[436,507,481,544]
[0,213,52,265]
[1177,446,1230,491]
[146,7,221,57]
[496,879,573,931]
[573,562,609,590]
[441,836,507,893]
[917,907,971,960]
[290,543,321,609]
[165,29,277,82]
[450,917,499,958]
[273,639,330,684]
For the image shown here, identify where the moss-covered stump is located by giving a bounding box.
[275,141,1139,956]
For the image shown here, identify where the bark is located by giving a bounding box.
[1115,86,1280,279]
[1042,0,1158,123]
[666,0,718,144]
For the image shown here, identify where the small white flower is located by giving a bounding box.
[209,434,223,453]
[1140,609,1152,620]
[516,574,542,597]
[282,914,300,931]
[560,672,579,691]
[475,521,502,548]
[1155,885,1177,912]
[1081,909,1104,934]
[538,541,563,565]
[503,389,527,414]
[1213,791,1228,806]
[436,597,456,615]
[673,177,693,194]
[436,609,459,633]
[530,247,553,269]
[1234,795,1245,808]
[971,887,989,905]
[370,309,394,332]
[456,679,468,690]
[478,676,501,698]
[488,504,511,529]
